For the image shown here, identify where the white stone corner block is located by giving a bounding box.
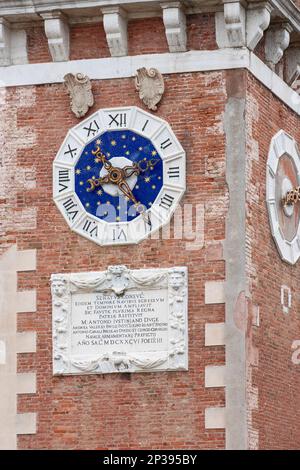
[216,2,245,48]
[42,11,69,62]
[10,30,28,65]
[205,323,225,347]
[205,365,226,388]
[161,1,187,53]
[16,290,36,313]
[205,407,226,429]
[16,332,36,354]
[246,4,272,51]
[0,18,11,66]
[17,249,37,272]
[0,339,6,364]
[16,413,37,435]
[17,372,36,394]
[205,280,225,304]
[265,23,293,67]
[102,6,128,57]
[285,44,300,86]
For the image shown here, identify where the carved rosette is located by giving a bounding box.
[135,67,164,111]
[64,73,94,118]
[51,265,188,375]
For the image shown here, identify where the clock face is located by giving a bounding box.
[266,130,300,264]
[53,106,185,245]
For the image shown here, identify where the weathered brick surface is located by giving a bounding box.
[13,72,228,449]
[246,72,300,449]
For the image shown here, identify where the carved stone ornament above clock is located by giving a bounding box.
[53,106,186,246]
[266,130,300,264]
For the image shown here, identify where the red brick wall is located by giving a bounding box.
[246,72,300,449]
[13,71,227,449]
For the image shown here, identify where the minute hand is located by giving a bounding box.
[117,178,139,206]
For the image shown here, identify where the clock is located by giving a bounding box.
[266,130,300,264]
[53,106,186,245]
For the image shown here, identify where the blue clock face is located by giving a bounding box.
[74,129,163,223]
[53,106,186,246]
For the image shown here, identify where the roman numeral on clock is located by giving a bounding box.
[82,219,98,238]
[160,138,172,150]
[167,166,180,178]
[112,227,127,242]
[108,113,127,128]
[159,194,175,210]
[58,169,70,193]
[142,119,149,132]
[64,144,77,159]
[83,120,100,137]
[63,198,79,221]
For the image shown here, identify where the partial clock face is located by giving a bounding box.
[53,106,185,245]
[266,130,300,264]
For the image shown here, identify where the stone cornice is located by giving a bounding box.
[0,1,299,27]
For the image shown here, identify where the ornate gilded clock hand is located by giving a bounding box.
[122,158,160,179]
[117,177,151,226]
[283,186,300,206]
[117,178,139,206]
[86,175,110,192]
[92,146,112,171]
[136,157,160,173]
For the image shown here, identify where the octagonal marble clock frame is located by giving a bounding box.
[53,106,186,246]
[266,130,300,264]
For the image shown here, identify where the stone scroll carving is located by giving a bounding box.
[51,265,188,375]
[135,68,165,111]
[64,73,94,118]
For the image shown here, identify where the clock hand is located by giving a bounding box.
[117,177,151,226]
[86,175,110,192]
[92,146,112,171]
[136,157,160,173]
[122,158,160,178]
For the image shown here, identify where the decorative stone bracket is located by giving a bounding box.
[285,42,300,87]
[216,2,273,50]
[265,23,293,68]
[102,6,128,57]
[0,18,28,66]
[42,11,70,62]
[161,1,187,53]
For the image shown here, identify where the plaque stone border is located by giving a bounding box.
[51,265,188,375]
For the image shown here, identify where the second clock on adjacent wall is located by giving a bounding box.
[266,130,300,264]
[53,106,186,245]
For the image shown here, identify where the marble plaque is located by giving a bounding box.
[51,265,188,375]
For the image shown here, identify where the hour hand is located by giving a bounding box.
[86,175,110,192]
